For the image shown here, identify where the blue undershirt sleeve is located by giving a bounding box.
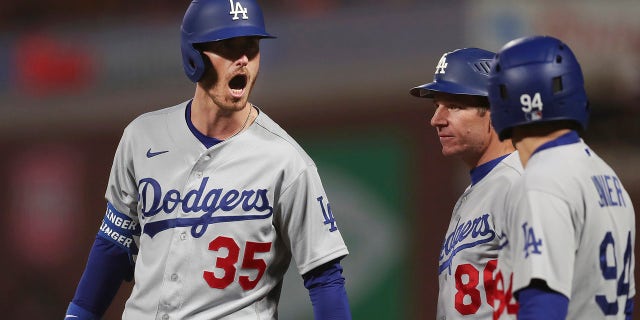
[303,259,352,320]
[65,301,100,320]
[517,280,569,320]
[65,235,133,319]
[625,298,634,320]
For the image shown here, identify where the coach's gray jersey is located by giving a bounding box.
[500,139,635,319]
[437,152,523,319]
[104,101,349,320]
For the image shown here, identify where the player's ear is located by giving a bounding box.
[195,44,214,70]
[486,110,497,134]
[197,51,218,85]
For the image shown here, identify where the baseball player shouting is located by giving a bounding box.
[64,0,351,319]
[410,48,523,319]
[488,35,635,319]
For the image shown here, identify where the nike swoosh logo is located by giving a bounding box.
[65,315,79,319]
[146,148,169,158]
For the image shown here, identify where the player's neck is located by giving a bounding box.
[190,98,254,140]
[513,129,571,167]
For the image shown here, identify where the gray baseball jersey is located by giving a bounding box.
[99,101,349,320]
[437,152,523,319]
[498,136,635,319]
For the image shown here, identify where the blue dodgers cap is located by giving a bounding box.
[488,35,589,140]
[182,0,275,43]
[181,0,276,82]
[410,48,495,98]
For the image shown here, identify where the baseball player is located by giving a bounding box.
[64,0,352,319]
[410,48,523,319]
[488,35,635,319]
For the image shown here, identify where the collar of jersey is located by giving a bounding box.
[531,130,580,157]
[186,100,224,148]
[470,153,510,186]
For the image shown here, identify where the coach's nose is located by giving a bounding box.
[430,105,448,128]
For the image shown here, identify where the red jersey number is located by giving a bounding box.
[453,259,518,318]
[203,236,272,290]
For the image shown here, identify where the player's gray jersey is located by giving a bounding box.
[104,101,349,320]
[437,152,523,319]
[500,138,635,319]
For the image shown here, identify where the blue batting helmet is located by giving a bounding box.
[410,48,495,98]
[181,0,275,83]
[488,35,589,140]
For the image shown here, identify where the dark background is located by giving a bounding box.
[1,0,638,319]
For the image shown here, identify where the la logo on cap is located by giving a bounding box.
[229,0,249,20]
[435,53,448,74]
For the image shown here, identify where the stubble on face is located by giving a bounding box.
[198,37,261,113]
[431,93,492,164]
[210,70,258,112]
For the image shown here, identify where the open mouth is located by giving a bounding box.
[229,74,247,97]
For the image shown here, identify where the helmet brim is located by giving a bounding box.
[410,80,488,98]
[187,26,276,44]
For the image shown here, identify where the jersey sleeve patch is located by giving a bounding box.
[97,202,140,255]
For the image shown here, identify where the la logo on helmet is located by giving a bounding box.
[229,0,249,20]
[435,53,449,74]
